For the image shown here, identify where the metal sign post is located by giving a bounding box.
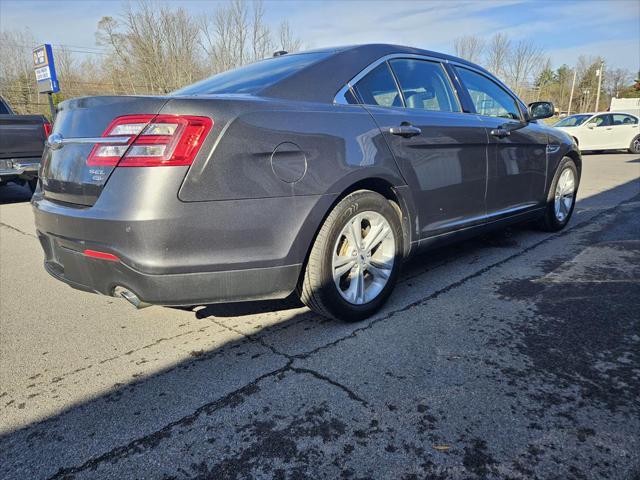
[32,44,60,121]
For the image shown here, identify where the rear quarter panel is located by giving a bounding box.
[158,97,406,201]
[159,95,413,267]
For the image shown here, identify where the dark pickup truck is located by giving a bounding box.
[0,96,51,192]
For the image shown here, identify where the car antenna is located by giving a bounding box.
[273,50,288,57]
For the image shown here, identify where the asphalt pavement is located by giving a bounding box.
[0,153,639,480]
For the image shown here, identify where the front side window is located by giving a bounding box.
[353,63,402,108]
[456,67,521,120]
[554,114,591,127]
[388,59,460,112]
[586,115,611,127]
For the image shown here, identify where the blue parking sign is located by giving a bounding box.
[32,44,60,94]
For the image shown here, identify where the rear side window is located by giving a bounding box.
[456,67,521,120]
[389,59,460,112]
[353,63,402,108]
[611,114,638,125]
[0,100,10,115]
[172,52,331,95]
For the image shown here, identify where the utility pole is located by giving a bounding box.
[47,93,56,122]
[584,89,591,113]
[567,69,577,115]
[594,61,604,112]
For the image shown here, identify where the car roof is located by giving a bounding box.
[583,112,639,117]
[260,43,496,103]
[290,43,484,68]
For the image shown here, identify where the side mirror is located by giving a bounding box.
[586,123,595,129]
[528,101,554,121]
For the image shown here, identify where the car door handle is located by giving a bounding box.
[389,125,422,138]
[490,128,511,138]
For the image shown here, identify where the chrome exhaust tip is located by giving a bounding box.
[113,286,151,309]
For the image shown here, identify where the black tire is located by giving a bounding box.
[536,157,579,232]
[298,190,403,322]
[629,134,640,154]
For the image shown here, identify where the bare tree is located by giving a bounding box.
[485,33,510,77]
[277,20,302,53]
[0,1,301,113]
[199,0,302,75]
[454,35,485,64]
[97,1,202,93]
[505,40,544,98]
[605,68,632,99]
[0,29,41,114]
[96,15,138,93]
[251,1,274,61]
[200,0,261,73]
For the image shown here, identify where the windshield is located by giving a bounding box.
[554,115,591,127]
[172,52,331,96]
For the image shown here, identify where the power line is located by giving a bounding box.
[0,42,96,52]
[3,43,111,56]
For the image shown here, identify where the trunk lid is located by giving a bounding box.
[41,96,170,206]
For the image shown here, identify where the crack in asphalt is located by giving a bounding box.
[208,319,369,404]
[47,363,292,480]
[46,360,367,480]
[289,367,369,407]
[45,196,630,479]
[0,221,36,238]
[208,318,294,361]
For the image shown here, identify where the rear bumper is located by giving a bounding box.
[39,231,300,305]
[32,167,338,305]
[0,157,40,181]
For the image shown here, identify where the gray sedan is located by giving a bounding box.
[33,44,580,321]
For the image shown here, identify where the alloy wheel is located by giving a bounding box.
[332,211,396,305]
[554,167,576,222]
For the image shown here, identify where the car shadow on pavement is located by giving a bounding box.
[1,178,639,480]
[186,293,306,318]
[0,183,33,205]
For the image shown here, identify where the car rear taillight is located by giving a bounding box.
[43,121,52,138]
[87,114,213,167]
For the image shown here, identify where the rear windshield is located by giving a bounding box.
[554,115,590,127]
[172,52,331,96]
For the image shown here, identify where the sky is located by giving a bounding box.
[1,0,639,72]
